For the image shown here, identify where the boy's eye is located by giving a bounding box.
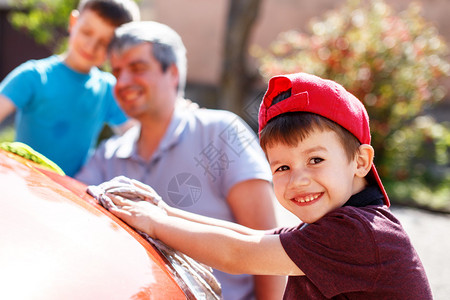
[81,28,93,37]
[309,157,324,165]
[275,165,289,172]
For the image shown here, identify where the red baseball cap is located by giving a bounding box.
[258,73,390,206]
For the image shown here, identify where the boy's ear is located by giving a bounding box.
[355,144,374,178]
[68,10,79,32]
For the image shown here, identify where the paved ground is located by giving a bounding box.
[275,204,450,299]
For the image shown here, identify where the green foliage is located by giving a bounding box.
[383,116,450,212]
[7,0,140,53]
[8,0,77,52]
[254,0,450,211]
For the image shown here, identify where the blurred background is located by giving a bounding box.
[0,0,449,298]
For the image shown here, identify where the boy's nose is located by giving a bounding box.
[288,169,310,188]
[85,38,103,55]
[84,38,97,53]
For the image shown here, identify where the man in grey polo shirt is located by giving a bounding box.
[75,21,285,300]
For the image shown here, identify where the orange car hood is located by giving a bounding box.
[0,151,187,300]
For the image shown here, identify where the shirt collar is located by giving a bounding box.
[343,185,384,208]
[115,125,140,159]
[116,107,189,161]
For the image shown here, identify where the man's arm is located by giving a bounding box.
[0,95,16,124]
[226,179,287,300]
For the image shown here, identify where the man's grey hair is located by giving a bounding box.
[109,21,187,97]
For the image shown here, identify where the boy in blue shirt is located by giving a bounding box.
[0,0,139,176]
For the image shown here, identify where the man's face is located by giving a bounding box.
[110,43,179,119]
[267,128,361,224]
[66,9,116,73]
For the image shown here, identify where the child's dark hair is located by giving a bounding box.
[260,89,361,162]
[78,0,140,27]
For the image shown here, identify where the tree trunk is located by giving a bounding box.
[218,0,262,116]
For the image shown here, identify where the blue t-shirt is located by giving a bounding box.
[0,55,127,176]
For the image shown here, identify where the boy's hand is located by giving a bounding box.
[128,179,171,213]
[107,193,167,238]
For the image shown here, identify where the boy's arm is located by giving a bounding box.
[162,202,259,236]
[109,197,304,277]
[0,95,16,123]
[226,179,287,300]
[134,177,288,299]
[132,178,268,236]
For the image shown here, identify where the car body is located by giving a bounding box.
[0,149,220,300]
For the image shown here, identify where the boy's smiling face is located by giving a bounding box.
[267,127,367,224]
[66,9,116,73]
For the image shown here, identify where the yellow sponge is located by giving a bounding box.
[0,142,65,175]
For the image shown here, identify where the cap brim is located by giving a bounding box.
[370,165,390,206]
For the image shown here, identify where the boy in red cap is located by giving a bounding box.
[104,72,432,299]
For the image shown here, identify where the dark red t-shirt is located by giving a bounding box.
[274,204,432,299]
